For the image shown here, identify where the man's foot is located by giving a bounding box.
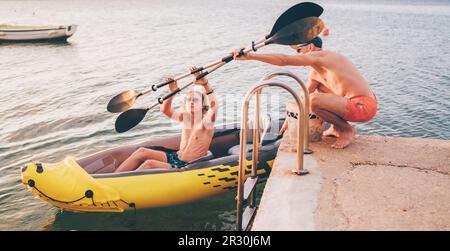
[331,126,356,149]
[323,124,340,138]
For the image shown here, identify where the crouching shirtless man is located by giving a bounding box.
[115,66,218,172]
[233,37,377,148]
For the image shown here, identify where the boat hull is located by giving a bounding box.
[22,157,274,212]
[0,24,77,42]
[20,121,283,212]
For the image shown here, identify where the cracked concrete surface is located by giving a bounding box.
[314,135,450,230]
[252,135,450,230]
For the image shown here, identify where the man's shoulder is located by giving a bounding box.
[302,51,328,63]
[309,50,346,66]
[309,50,332,57]
[317,50,346,59]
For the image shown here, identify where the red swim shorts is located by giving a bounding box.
[343,95,378,122]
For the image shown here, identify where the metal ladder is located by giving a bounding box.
[236,70,312,231]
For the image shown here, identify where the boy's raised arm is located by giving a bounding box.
[202,83,218,129]
[160,77,183,122]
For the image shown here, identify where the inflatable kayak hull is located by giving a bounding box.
[21,120,283,212]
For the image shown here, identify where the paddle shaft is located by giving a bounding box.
[114,41,268,133]
[144,35,269,95]
[146,60,223,94]
[151,41,268,107]
[144,41,267,110]
[145,61,227,111]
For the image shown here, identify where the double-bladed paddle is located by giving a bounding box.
[115,14,324,133]
[107,2,324,114]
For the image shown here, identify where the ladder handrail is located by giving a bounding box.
[236,79,309,231]
[261,69,312,154]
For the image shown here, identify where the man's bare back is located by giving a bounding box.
[307,50,374,99]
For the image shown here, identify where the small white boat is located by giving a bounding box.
[0,24,77,42]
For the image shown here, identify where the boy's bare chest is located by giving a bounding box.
[181,128,211,142]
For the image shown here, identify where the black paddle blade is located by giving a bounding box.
[267,16,324,45]
[107,90,141,113]
[269,2,323,37]
[115,108,148,133]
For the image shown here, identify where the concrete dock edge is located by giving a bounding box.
[252,135,450,231]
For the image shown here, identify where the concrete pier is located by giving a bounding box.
[252,135,450,231]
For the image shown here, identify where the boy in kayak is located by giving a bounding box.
[232,36,377,149]
[115,67,218,172]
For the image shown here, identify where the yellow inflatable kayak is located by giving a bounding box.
[21,121,282,213]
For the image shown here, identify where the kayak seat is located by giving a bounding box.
[227,138,281,155]
[189,150,214,164]
[245,114,272,144]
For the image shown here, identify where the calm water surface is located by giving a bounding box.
[0,0,449,230]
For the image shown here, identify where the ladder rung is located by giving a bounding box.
[243,176,259,202]
[242,206,257,231]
